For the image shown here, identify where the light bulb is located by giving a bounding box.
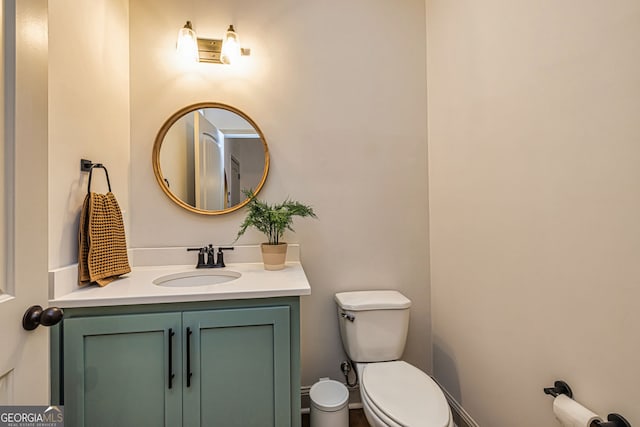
[176,21,199,62]
[220,25,241,65]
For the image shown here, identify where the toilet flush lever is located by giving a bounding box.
[340,311,355,322]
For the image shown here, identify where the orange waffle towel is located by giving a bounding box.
[78,192,131,286]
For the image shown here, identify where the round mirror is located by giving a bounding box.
[152,103,269,215]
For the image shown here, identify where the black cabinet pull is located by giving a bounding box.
[168,328,175,389]
[186,327,193,387]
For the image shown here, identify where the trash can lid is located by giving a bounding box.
[310,378,349,411]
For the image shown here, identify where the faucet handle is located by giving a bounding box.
[215,247,235,268]
[187,247,207,268]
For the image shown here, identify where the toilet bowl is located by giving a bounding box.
[356,362,454,427]
[335,291,453,427]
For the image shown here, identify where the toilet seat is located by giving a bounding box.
[361,361,451,427]
[361,386,403,427]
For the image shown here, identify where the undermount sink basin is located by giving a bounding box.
[153,270,241,287]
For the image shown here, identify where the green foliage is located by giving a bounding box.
[235,190,317,245]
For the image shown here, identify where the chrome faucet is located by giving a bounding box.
[187,245,234,268]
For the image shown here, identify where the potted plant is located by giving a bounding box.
[236,190,317,270]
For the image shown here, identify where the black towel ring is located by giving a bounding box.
[87,163,112,194]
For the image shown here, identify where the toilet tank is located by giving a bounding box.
[334,290,411,363]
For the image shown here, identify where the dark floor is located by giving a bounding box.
[302,408,369,427]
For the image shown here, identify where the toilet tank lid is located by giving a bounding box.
[335,291,411,311]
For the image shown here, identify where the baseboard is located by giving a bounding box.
[300,403,363,415]
[433,378,480,427]
[301,385,311,411]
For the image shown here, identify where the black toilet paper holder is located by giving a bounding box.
[543,380,632,427]
[544,380,573,398]
[594,414,633,427]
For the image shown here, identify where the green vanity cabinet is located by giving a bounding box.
[52,298,300,427]
[183,307,291,427]
[63,312,183,426]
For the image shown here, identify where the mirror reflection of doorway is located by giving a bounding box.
[230,156,241,206]
[194,110,225,211]
[195,131,224,210]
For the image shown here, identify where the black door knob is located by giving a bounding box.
[22,305,64,331]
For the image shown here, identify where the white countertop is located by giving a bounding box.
[49,246,311,308]
[50,262,311,308]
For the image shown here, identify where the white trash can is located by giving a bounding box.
[310,377,349,427]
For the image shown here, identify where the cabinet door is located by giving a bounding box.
[64,312,183,427]
[183,306,291,427]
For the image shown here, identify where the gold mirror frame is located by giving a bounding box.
[152,102,270,215]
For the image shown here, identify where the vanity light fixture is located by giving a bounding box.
[176,21,250,64]
[220,25,241,64]
[176,21,199,62]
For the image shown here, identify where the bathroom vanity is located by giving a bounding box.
[49,250,310,427]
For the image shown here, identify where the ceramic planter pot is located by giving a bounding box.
[261,243,287,270]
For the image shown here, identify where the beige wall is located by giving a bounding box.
[130,0,430,384]
[48,0,130,269]
[427,1,640,425]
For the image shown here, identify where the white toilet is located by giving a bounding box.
[335,290,454,427]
